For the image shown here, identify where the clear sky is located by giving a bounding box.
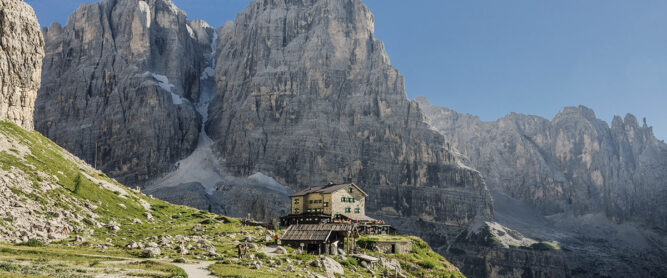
[27,0,667,141]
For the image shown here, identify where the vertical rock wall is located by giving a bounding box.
[208,0,493,240]
[416,97,667,230]
[0,0,44,130]
[34,0,208,185]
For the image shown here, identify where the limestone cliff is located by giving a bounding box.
[416,96,667,230]
[417,96,667,277]
[207,0,492,233]
[34,0,208,185]
[0,0,44,130]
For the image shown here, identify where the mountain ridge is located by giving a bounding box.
[417,95,667,277]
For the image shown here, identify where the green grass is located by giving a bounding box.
[16,239,43,247]
[126,261,187,278]
[523,241,561,251]
[0,121,467,277]
[357,236,465,278]
[209,263,281,277]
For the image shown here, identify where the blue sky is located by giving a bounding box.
[27,0,667,141]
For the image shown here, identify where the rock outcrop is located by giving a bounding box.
[417,97,667,277]
[34,0,209,185]
[34,0,492,260]
[416,96,667,230]
[0,0,44,130]
[208,0,492,235]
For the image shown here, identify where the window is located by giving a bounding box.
[309,200,313,204]
[345,207,351,213]
[349,187,354,193]
[294,198,299,204]
[295,208,299,213]
[324,202,328,207]
[341,197,346,202]
[351,198,355,203]
[354,208,360,214]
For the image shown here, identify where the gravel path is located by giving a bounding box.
[174,261,217,278]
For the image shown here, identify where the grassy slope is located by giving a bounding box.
[0,122,465,277]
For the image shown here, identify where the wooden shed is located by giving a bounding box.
[280,223,358,255]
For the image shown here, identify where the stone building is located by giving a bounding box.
[280,183,374,226]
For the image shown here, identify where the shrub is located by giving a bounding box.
[256,252,267,259]
[17,239,44,247]
[0,262,18,272]
[173,258,186,263]
[338,257,358,267]
[200,219,214,225]
[73,174,82,193]
[89,260,100,267]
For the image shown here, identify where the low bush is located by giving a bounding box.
[255,252,267,259]
[17,239,44,247]
[0,262,18,272]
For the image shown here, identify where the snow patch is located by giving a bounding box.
[201,67,214,80]
[186,25,195,39]
[147,72,183,105]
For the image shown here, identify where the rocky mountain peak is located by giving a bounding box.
[0,0,44,130]
[419,96,667,276]
[555,105,598,122]
[35,0,212,185]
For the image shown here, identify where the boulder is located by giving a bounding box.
[106,221,120,232]
[321,257,344,277]
[276,246,288,254]
[142,247,161,258]
[177,244,188,255]
[380,257,402,272]
[126,240,139,249]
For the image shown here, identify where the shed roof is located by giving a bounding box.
[290,183,368,197]
[341,213,377,221]
[280,223,356,242]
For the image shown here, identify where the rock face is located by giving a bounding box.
[34,0,492,261]
[416,96,667,230]
[208,0,492,232]
[417,97,667,277]
[0,0,44,130]
[34,0,210,185]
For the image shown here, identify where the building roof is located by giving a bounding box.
[341,213,377,222]
[290,183,368,197]
[280,223,356,242]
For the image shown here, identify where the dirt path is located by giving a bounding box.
[259,245,279,257]
[174,261,217,278]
